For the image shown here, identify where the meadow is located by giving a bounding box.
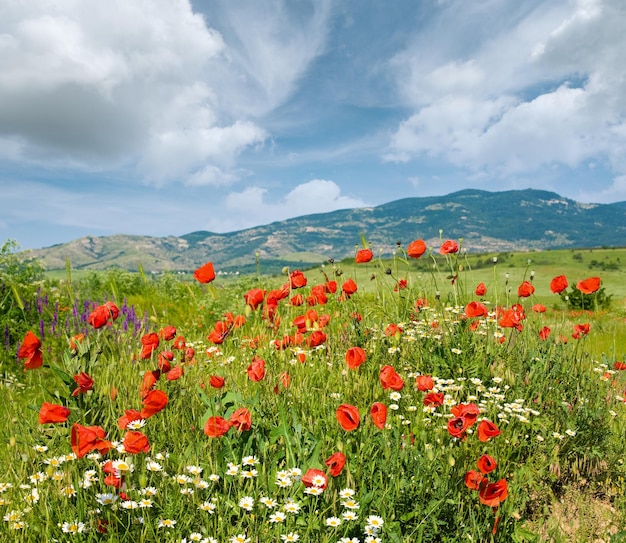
[1,238,625,542]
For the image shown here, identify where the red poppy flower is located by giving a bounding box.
[72,372,94,396]
[172,336,186,350]
[247,358,266,382]
[140,333,159,359]
[477,419,501,442]
[550,275,569,294]
[356,249,373,263]
[207,320,231,344]
[17,331,43,370]
[88,302,119,328]
[384,323,402,337]
[407,239,427,258]
[476,454,497,474]
[118,409,143,429]
[157,351,173,373]
[302,468,328,489]
[291,294,304,306]
[532,304,546,313]
[465,301,488,318]
[71,423,112,458]
[415,374,434,391]
[123,430,150,454]
[204,416,231,438]
[139,370,160,399]
[517,281,535,298]
[475,282,487,296]
[165,365,184,381]
[345,347,367,369]
[423,392,445,407]
[539,326,551,341]
[244,288,266,310]
[307,330,327,348]
[379,365,405,391]
[229,407,252,432]
[439,240,459,254]
[498,308,523,331]
[572,323,590,339]
[325,280,337,293]
[69,333,85,350]
[209,375,225,388]
[336,404,360,431]
[140,389,168,419]
[478,479,508,507]
[465,470,487,491]
[370,402,387,430]
[447,416,472,439]
[325,452,346,477]
[158,325,177,340]
[39,402,70,424]
[289,270,307,289]
[394,279,408,291]
[193,261,216,283]
[614,362,626,371]
[341,278,358,296]
[576,276,601,294]
[450,402,480,423]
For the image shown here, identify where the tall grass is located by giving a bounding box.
[1,243,625,542]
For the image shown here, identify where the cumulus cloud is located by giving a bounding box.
[220,180,368,230]
[0,0,331,184]
[385,0,626,179]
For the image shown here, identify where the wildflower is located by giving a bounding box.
[260,496,277,508]
[242,455,258,466]
[121,500,139,510]
[61,520,86,534]
[326,516,342,527]
[576,276,601,294]
[339,488,355,499]
[141,389,168,419]
[146,460,163,472]
[546,274,568,294]
[345,347,367,369]
[366,515,384,529]
[281,533,300,542]
[230,535,250,543]
[407,239,427,258]
[188,533,204,542]
[365,537,382,543]
[302,469,328,490]
[17,331,43,370]
[325,451,346,477]
[477,419,501,442]
[157,519,176,529]
[336,404,361,431]
[283,500,301,513]
[88,302,119,328]
[478,479,508,507]
[355,249,373,263]
[199,501,217,513]
[230,407,252,432]
[204,416,231,438]
[379,365,405,390]
[38,402,71,424]
[238,496,254,511]
[565,429,577,437]
[71,424,112,458]
[342,510,359,521]
[96,493,118,506]
[439,240,459,254]
[193,261,216,283]
[341,499,360,510]
[266,509,286,524]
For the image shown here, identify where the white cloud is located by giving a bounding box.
[0,0,332,184]
[220,180,367,230]
[386,0,626,179]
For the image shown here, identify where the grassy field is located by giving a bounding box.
[1,243,625,542]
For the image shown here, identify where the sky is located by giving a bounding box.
[2,0,626,250]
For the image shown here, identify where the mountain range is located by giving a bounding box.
[29,189,626,274]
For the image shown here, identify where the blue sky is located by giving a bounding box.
[2,0,626,249]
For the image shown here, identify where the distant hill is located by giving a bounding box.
[28,189,626,273]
